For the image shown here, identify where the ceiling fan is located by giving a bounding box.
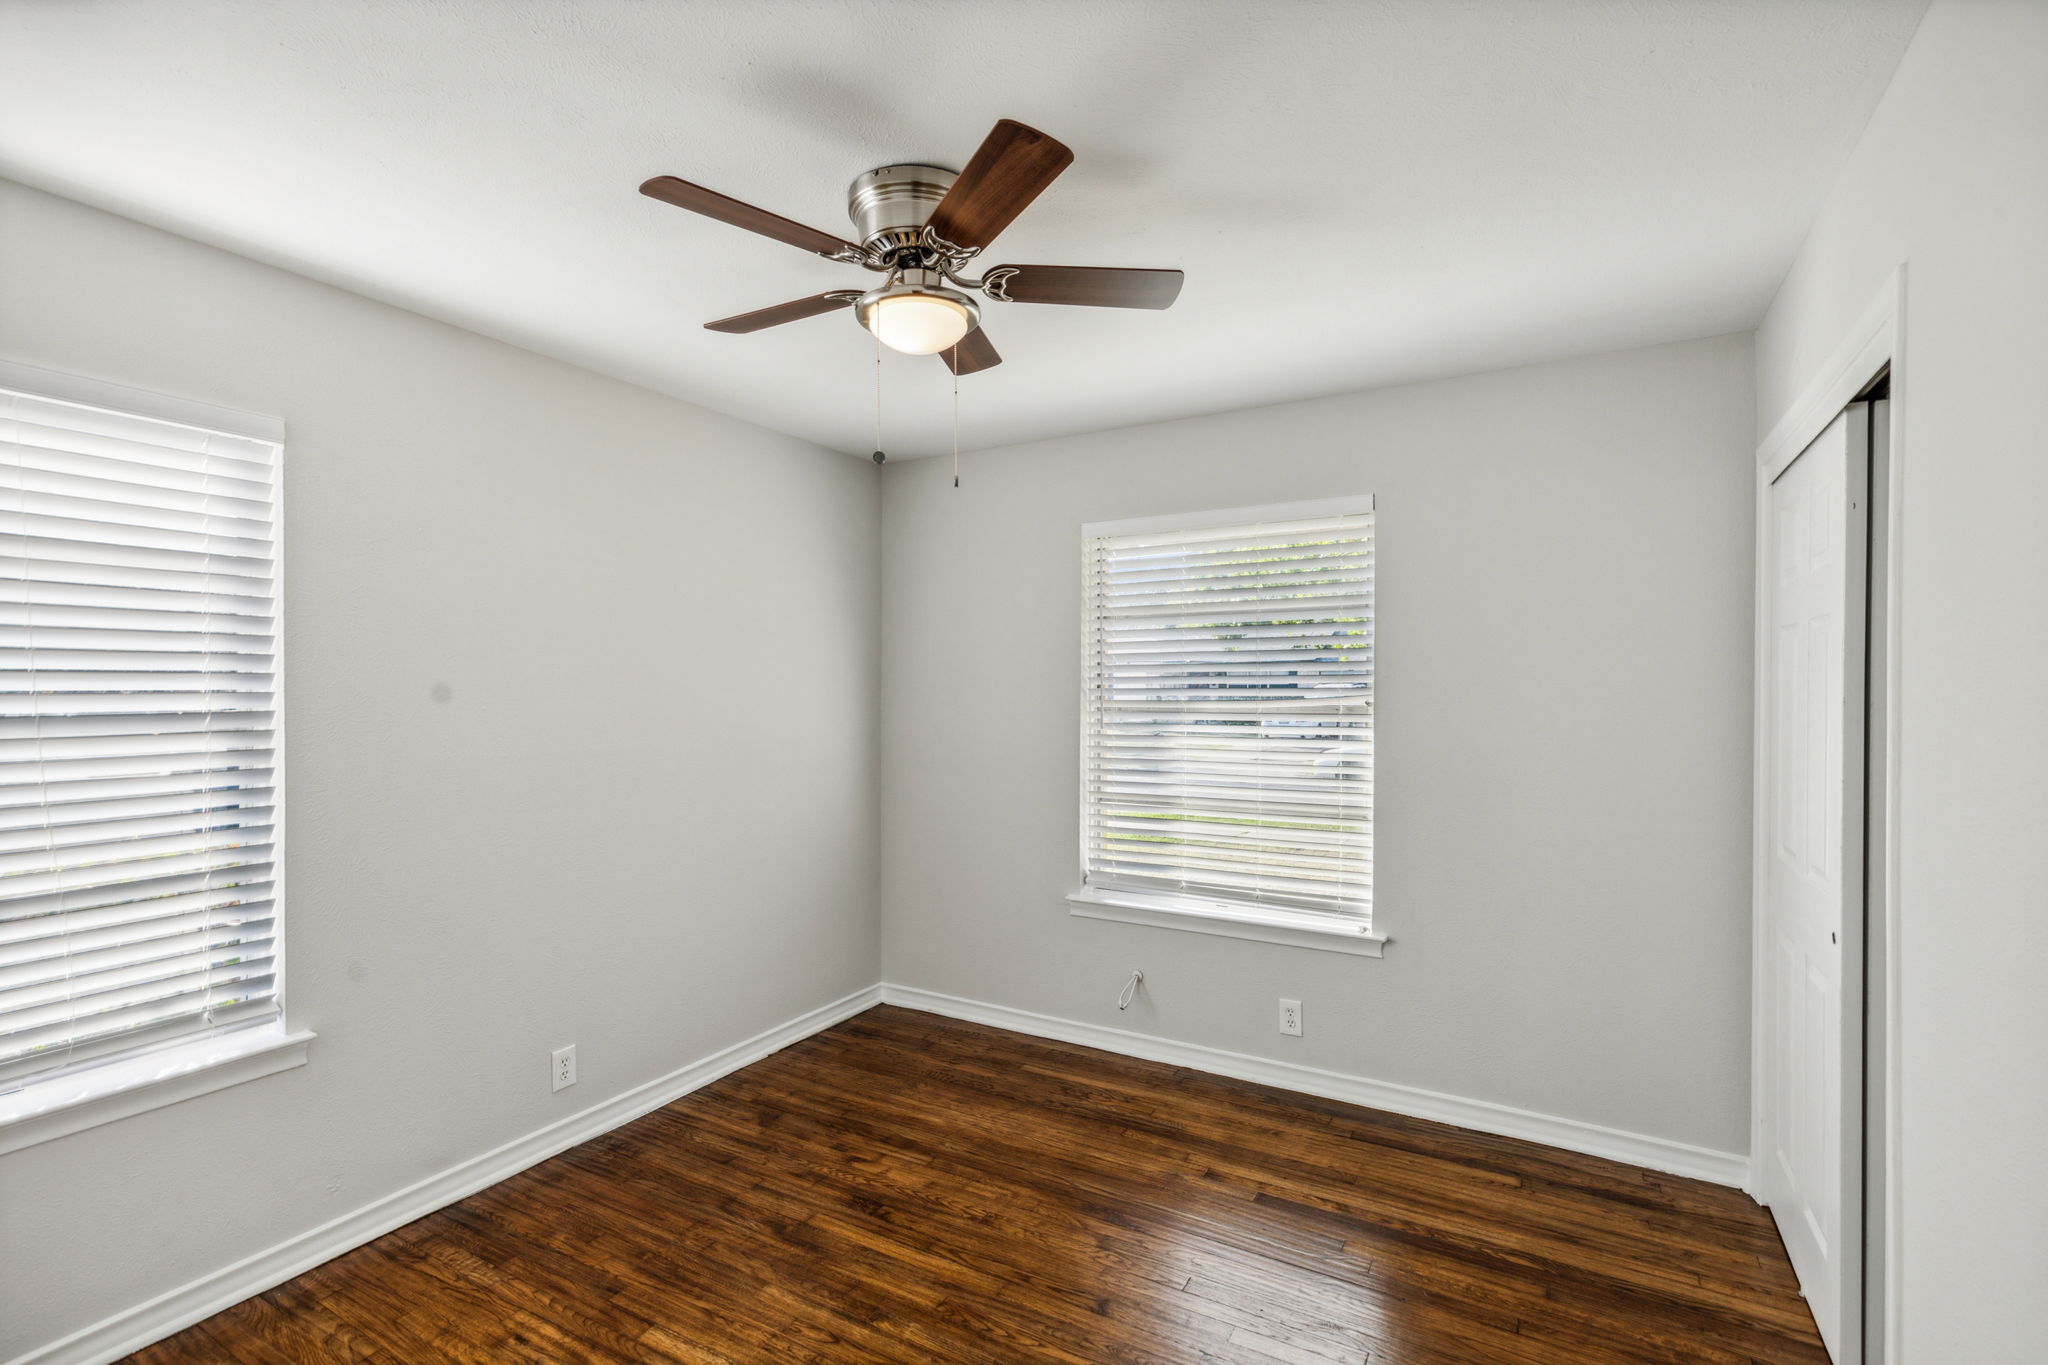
[639,120,1184,376]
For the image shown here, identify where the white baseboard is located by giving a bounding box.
[18,978,1751,1364]
[10,984,883,1365]
[879,983,1750,1189]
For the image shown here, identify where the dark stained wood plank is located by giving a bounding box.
[122,1005,1827,1365]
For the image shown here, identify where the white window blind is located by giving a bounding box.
[0,385,281,1093]
[1082,501,1373,927]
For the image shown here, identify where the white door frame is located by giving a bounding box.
[1751,267,1906,1361]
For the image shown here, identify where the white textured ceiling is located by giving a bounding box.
[0,0,1925,459]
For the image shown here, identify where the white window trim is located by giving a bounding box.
[0,1022,312,1155]
[0,358,309,1151]
[1074,494,1385,957]
[1068,886,1388,956]
[0,359,286,446]
[1082,494,1378,540]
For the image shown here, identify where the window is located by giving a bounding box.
[1,374,293,1131]
[1072,498,1381,954]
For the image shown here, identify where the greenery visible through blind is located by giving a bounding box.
[1082,504,1373,925]
[0,386,281,1091]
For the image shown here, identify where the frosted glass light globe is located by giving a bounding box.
[867,291,975,355]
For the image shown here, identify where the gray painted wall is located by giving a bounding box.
[1755,0,2048,1355]
[879,333,1756,1156]
[0,180,882,1359]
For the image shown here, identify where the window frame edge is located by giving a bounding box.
[0,361,296,1124]
[0,358,287,443]
[1068,887,1387,957]
[1080,492,1377,542]
[1077,493,1380,944]
[0,1025,314,1155]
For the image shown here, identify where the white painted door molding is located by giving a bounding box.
[1751,266,1905,1364]
[1758,407,1868,1361]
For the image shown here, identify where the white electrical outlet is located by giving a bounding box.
[551,1044,577,1092]
[1278,999,1303,1036]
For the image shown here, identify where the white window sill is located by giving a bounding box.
[1068,888,1388,957]
[0,1024,313,1156]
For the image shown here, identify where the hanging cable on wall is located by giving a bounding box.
[1117,970,1144,1011]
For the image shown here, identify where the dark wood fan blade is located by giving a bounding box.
[991,265,1184,309]
[940,328,1002,375]
[704,292,859,334]
[640,176,863,260]
[923,120,1073,252]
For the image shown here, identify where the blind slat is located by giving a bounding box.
[0,439,273,504]
[0,800,276,853]
[0,937,277,1012]
[0,909,273,970]
[0,532,272,577]
[0,865,275,926]
[0,889,274,949]
[0,786,274,835]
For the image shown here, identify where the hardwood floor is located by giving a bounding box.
[126,1006,1825,1364]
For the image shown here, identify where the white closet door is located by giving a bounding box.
[1760,404,1868,1361]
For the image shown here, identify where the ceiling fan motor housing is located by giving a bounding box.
[847,163,957,256]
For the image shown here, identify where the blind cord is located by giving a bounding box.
[1177,542,1188,905]
[20,451,75,1077]
[1117,970,1144,1011]
[196,442,220,1030]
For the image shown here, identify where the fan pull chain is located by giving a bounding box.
[951,342,961,488]
[870,325,885,465]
